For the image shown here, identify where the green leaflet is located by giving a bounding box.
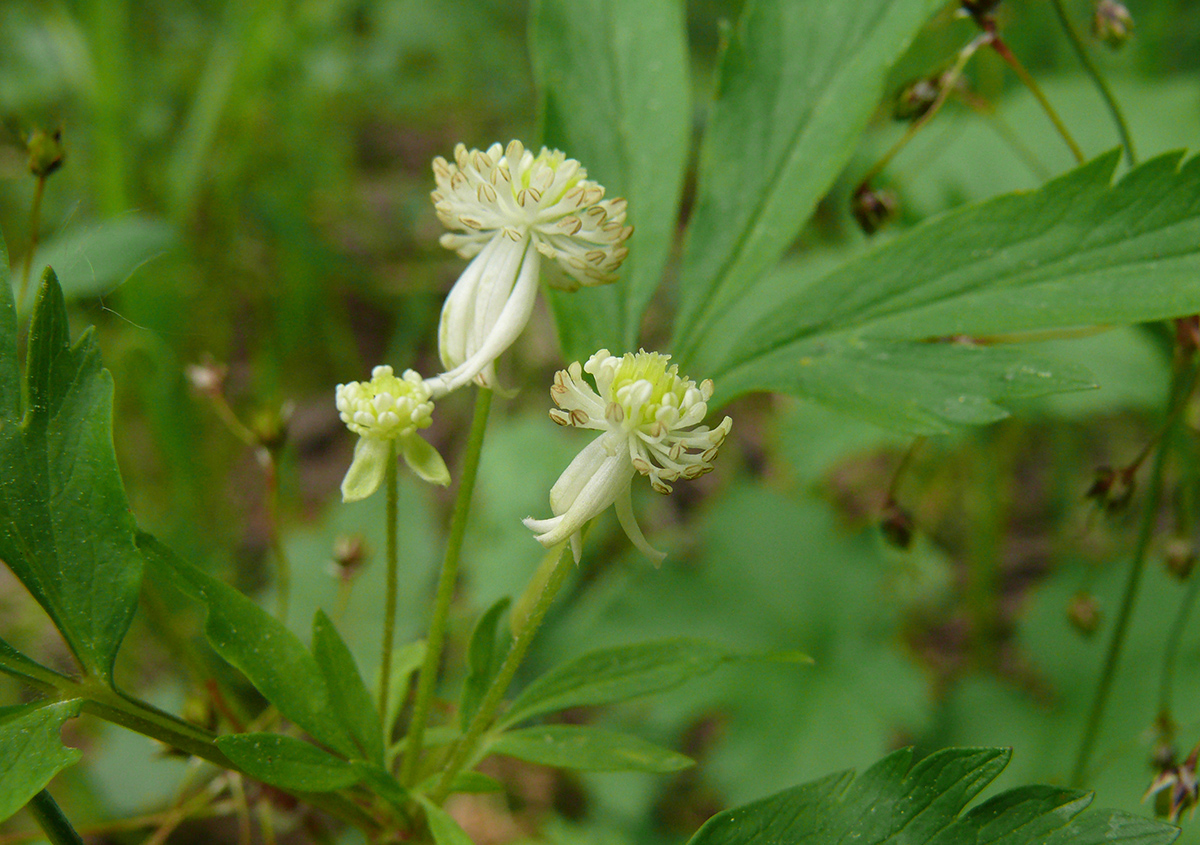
[216,733,360,793]
[531,0,690,360]
[687,747,1179,845]
[460,596,511,730]
[0,700,83,824]
[139,533,355,757]
[0,265,142,683]
[312,610,383,764]
[705,152,1200,432]
[490,725,693,774]
[673,0,941,360]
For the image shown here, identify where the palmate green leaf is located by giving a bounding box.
[687,747,1178,845]
[501,638,746,729]
[216,733,360,793]
[531,0,689,360]
[490,725,693,774]
[0,700,82,823]
[138,533,355,758]
[705,151,1200,433]
[672,0,941,361]
[0,267,142,683]
[312,610,383,764]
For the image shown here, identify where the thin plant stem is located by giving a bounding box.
[401,387,493,785]
[431,543,574,804]
[18,175,46,307]
[1070,362,1198,786]
[1048,0,1138,165]
[987,36,1086,165]
[379,440,400,725]
[263,451,291,623]
[1157,570,1200,725]
[25,791,83,845]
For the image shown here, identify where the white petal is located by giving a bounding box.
[525,446,633,560]
[438,234,503,371]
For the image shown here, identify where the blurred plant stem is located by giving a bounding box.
[25,791,82,845]
[379,441,400,725]
[402,387,493,785]
[82,0,131,214]
[1048,0,1138,166]
[431,542,575,804]
[1071,357,1200,786]
[985,34,1085,165]
[18,175,45,307]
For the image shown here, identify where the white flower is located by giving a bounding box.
[335,366,449,501]
[425,140,631,396]
[524,350,733,564]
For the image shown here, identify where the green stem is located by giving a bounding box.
[401,388,493,785]
[264,452,291,624]
[988,36,1086,165]
[26,791,82,845]
[18,175,45,308]
[379,441,400,726]
[1070,362,1197,786]
[431,543,574,804]
[1156,570,1200,723]
[1048,0,1138,166]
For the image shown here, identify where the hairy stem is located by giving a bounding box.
[1048,0,1138,165]
[431,543,574,804]
[401,387,493,785]
[379,441,400,725]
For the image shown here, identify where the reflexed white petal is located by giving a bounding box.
[524,446,634,563]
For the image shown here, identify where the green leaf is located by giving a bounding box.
[417,795,475,845]
[531,0,690,359]
[429,770,505,795]
[350,760,409,810]
[673,0,940,360]
[502,638,742,728]
[0,229,17,416]
[460,597,511,730]
[138,533,355,757]
[383,641,427,745]
[490,725,693,774]
[0,700,82,823]
[0,637,68,688]
[312,610,383,764]
[0,270,143,682]
[14,215,176,308]
[709,152,1200,432]
[216,733,360,793]
[686,747,1179,845]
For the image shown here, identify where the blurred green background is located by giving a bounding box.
[3,0,1200,842]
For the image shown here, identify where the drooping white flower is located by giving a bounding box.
[425,141,631,396]
[335,366,449,501]
[524,350,733,564]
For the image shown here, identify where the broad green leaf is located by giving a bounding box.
[490,725,693,774]
[0,271,142,682]
[502,638,743,728]
[708,152,1200,432]
[531,0,690,359]
[686,747,1179,845]
[312,610,383,764]
[139,533,355,757]
[14,215,176,308]
[216,733,359,793]
[460,596,511,730]
[417,795,475,845]
[672,0,941,360]
[0,700,82,823]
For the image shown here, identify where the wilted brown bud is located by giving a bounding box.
[1094,0,1134,49]
[894,77,941,122]
[331,534,368,580]
[852,184,897,235]
[26,127,64,178]
[1086,465,1135,513]
[1164,536,1197,581]
[1066,591,1101,636]
[880,500,914,550]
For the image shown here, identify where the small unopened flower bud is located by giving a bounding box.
[852,184,897,235]
[1086,465,1135,513]
[880,501,914,550]
[26,127,64,178]
[1066,591,1101,636]
[1094,0,1133,49]
[1164,536,1196,581]
[893,77,941,122]
[330,534,368,581]
[250,403,293,454]
[186,358,228,396]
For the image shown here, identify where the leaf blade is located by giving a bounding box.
[216,733,360,793]
[0,700,82,824]
[312,610,383,764]
[490,725,693,774]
